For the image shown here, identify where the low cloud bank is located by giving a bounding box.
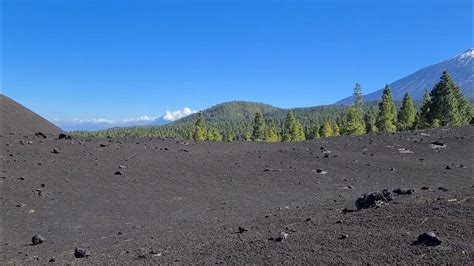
[53,107,197,131]
[162,107,197,121]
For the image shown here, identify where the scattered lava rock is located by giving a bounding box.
[421,186,430,190]
[74,247,91,258]
[114,171,122,175]
[430,141,446,149]
[339,234,349,239]
[393,188,415,195]
[49,258,55,263]
[58,133,73,140]
[412,232,441,246]
[35,132,47,138]
[313,169,328,175]
[438,187,448,192]
[31,235,46,245]
[51,148,59,154]
[238,226,248,233]
[355,189,392,210]
[270,232,289,242]
[445,165,452,170]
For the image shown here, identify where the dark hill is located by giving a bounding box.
[0,94,63,136]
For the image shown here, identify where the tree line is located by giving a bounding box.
[192,71,473,142]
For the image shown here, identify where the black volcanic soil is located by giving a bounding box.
[0,95,62,136]
[1,127,473,264]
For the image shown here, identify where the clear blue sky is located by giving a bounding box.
[2,0,472,124]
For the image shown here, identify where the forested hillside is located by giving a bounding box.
[73,72,472,141]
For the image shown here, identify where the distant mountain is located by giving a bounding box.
[0,94,63,135]
[337,48,474,105]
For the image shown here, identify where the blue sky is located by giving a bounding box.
[2,0,472,129]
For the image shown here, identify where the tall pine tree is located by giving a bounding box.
[417,90,431,129]
[251,112,266,141]
[377,85,397,132]
[345,107,366,135]
[429,71,472,126]
[364,106,378,133]
[320,121,334,138]
[397,93,416,131]
[193,112,207,141]
[353,83,364,111]
[282,111,305,141]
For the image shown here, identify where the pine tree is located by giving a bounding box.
[266,126,280,142]
[206,127,222,141]
[193,112,207,141]
[345,107,366,135]
[292,120,306,141]
[429,71,472,126]
[320,121,334,138]
[417,90,431,129]
[282,112,305,141]
[397,93,416,131]
[377,85,397,132]
[333,123,340,137]
[364,106,378,133]
[226,132,235,142]
[251,112,266,141]
[353,83,364,111]
[245,131,253,141]
[312,123,320,139]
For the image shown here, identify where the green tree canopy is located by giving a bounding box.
[364,106,378,133]
[417,90,431,129]
[193,112,207,141]
[429,71,472,126]
[320,121,334,138]
[397,93,416,131]
[353,83,364,111]
[377,85,397,132]
[345,107,366,135]
[282,111,305,141]
[251,112,266,141]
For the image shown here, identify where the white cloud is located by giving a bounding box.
[162,107,197,121]
[51,107,197,131]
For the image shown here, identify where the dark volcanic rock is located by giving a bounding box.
[74,247,91,258]
[58,133,73,140]
[51,148,59,154]
[114,171,122,175]
[31,234,46,245]
[355,189,392,210]
[35,132,47,139]
[412,232,441,246]
[238,226,248,233]
[272,232,289,242]
[393,188,415,195]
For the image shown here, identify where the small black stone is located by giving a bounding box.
[438,187,448,192]
[31,235,46,245]
[238,226,248,233]
[74,247,90,258]
[413,232,441,246]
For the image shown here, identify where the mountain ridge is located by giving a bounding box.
[336,48,474,105]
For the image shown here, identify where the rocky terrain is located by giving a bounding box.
[1,124,473,264]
